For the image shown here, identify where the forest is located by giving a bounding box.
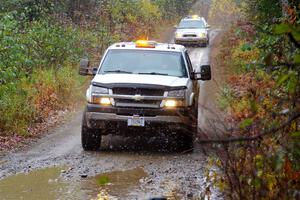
[0,0,299,199]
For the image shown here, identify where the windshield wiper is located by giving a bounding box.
[138,72,169,76]
[104,70,132,74]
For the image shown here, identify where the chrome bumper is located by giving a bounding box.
[175,37,207,44]
[86,112,189,130]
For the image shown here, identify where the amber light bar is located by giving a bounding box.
[135,40,156,48]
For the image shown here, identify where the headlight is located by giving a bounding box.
[168,89,185,97]
[175,32,182,38]
[91,85,109,95]
[198,32,206,38]
[87,85,111,105]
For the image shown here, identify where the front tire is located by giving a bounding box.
[178,96,198,150]
[177,132,194,151]
[202,42,208,47]
[81,111,102,151]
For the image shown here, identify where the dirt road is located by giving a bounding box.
[0,5,223,199]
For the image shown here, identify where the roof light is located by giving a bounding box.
[192,15,200,19]
[135,40,156,48]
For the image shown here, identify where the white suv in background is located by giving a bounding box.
[174,15,210,47]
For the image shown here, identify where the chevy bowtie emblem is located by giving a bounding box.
[133,94,144,101]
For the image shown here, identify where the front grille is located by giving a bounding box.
[114,99,161,108]
[112,87,164,108]
[115,99,159,104]
[183,34,197,37]
[113,88,164,96]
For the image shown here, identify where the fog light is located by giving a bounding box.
[100,97,111,105]
[165,100,177,107]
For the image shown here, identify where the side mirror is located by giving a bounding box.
[174,25,178,29]
[92,67,98,75]
[193,65,211,81]
[79,58,90,76]
[206,25,211,29]
[200,65,211,80]
[79,58,98,76]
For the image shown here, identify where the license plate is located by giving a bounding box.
[128,116,145,127]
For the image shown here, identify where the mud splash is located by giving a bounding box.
[0,167,67,200]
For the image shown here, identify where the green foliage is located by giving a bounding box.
[96,176,110,185]
[208,0,241,27]
[294,54,300,63]
[232,40,260,73]
[0,14,82,84]
[154,0,196,20]
[23,21,82,68]
[275,69,298,94]
[0,0,55,21]
[274,23,292,34]
[104,0,162,39]
[290,131,300,138]
[239,118,253,129]
[0,12,85,135]
[243,0,282,24]
[217,86,234,111]
[0,14,26,84]
[212,1,300,199]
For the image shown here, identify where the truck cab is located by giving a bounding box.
[79,40,211,151]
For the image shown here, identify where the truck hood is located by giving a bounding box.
[92,74,188,88]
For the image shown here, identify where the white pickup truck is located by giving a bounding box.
[79,40,211,151]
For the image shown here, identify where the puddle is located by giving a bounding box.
[0,167,68,200]
[82,167,148,198]
[0,167,181,199]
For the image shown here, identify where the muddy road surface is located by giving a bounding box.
[0,29,222,199]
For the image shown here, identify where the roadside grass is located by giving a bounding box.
[0,83,34,136]
[30,66,86,122]
[0,65,85,136]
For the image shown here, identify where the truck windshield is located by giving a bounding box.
[99,49,188,78]
[178,20,205,29]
